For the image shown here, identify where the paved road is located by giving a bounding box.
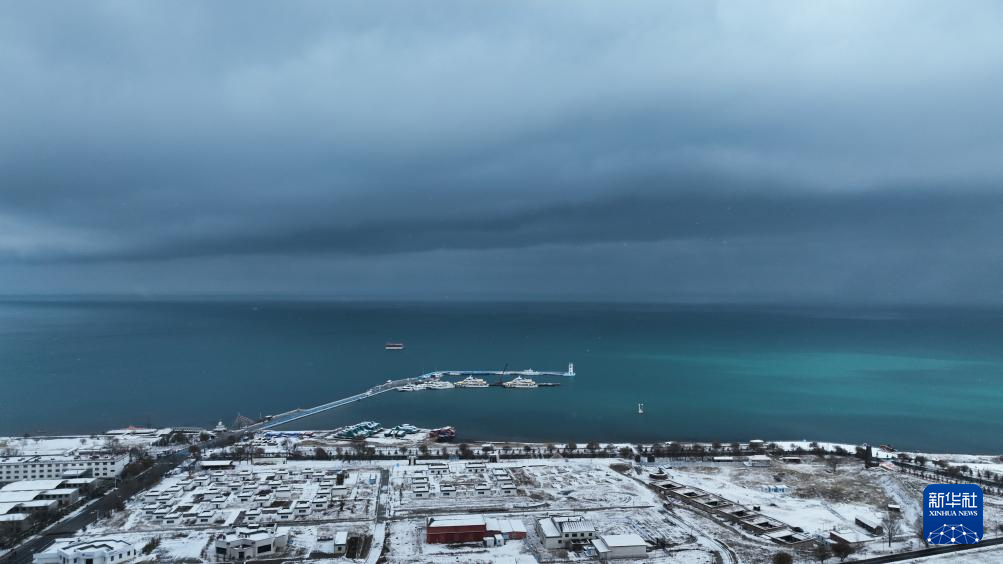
[1,455,184,564]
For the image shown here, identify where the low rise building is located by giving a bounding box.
[591,533,648,560]
[0,481,81,508]
[214,526,290,561]
[334,531,348,555]
[1,453,128,483]
[855,516,883,535]
[426,514,527,544]
[0,513,31,534]
[427,515,490,544]
[536,515,598,549]
[830,529,869,546]
[33,537,138,564]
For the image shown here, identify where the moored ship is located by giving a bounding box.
[425,380,455,390]
[502,376,538,388]
[454,376,489,388]
[397,383,426,391]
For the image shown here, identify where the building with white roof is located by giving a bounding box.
[33,537,138,564]
[591,533,648,560]
[1,453,128,483]
[536,515,599,549]
[334,531,348,555]
[0,513,31,534]
[214,526,290,560]
[0,484,80,508]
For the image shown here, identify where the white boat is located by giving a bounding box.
[502,376,538,388]
[638,402,645,414]
[425,380,455,390]
[454,376,490,388]
[397,383,427,392]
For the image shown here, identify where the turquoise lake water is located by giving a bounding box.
[1,299,1001,453]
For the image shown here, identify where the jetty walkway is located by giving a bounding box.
[246,363,575,431]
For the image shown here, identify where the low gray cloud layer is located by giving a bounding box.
[2,1,1003,303]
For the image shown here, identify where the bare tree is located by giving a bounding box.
[813,541,832,563]
[882,513,902,547]
[914,517,927,546]
[831,542,856,561]
[825,456,842,474]
[772,552,793,564]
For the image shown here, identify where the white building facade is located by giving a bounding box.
[592,534,648,560]
[536,515,599,549]
[1,453,129,483]
[214,527,290,560]
[33,538,138,564]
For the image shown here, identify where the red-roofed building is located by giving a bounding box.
[427,515,488,543]
[426,515,527,544]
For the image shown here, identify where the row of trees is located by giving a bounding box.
[772,540,858,564]
[215,437,873,463]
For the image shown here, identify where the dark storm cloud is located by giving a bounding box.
[2,1,1003,302]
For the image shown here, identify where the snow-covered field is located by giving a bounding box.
[0,432,165,456]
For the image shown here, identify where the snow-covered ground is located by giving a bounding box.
[0,432,165,456]
[17,429,1003,563]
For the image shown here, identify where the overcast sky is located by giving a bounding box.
[2,1,1003,303]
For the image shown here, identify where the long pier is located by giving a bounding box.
[248,363,575,431]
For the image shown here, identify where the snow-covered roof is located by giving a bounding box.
[17,500,57,508]
[0,479,66,492]
[856,516,880,528]
[552,516,596,533]
[0,502,20,515]
[537,518,560,538]
[599,533,647,548]
[428,515,486,528]
[0,492,40,503]
[485,518,527,534]
[334,531,348,545]
[830,529,869,544]
[0,513,29,522]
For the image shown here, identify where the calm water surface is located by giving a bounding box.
[1,299,1001,453]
